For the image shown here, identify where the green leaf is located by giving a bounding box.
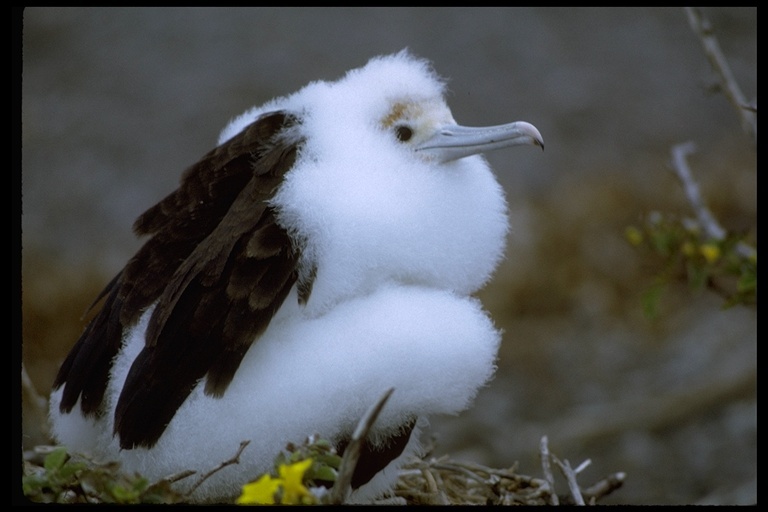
[310,465,338,483]
[22,474,47,495]
[313,453,343,469]
[44,447,69,472]
[58,460,86,480]
[110,484,141,503]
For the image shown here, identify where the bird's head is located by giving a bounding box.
[380,97,543,164]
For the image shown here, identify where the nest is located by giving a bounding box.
[393,439,625,505]
[21,385,625,505]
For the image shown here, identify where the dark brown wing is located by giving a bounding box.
[53,111,308,448]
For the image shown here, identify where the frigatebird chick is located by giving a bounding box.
[49,50,543,503]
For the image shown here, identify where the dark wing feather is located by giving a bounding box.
[53,111,307,449]
[52,272,126,416]
[335,418,417,490]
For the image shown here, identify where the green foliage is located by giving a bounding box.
[23,437,343,504]
[23,447,86,501]
[22,447,186,504]
[626,212,756,317]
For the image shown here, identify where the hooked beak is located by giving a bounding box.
[415,121,543,163]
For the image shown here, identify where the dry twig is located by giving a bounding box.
[552,455,586,505]
[670,141,726,242]
[670,142,755,260]
[581,470,627,504]
[393,445,623,506]
[685,7,757,142]
[159,469,197,485]
[539,435,559,505]
[185,440,250,497]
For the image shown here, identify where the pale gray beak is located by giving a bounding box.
[415,121,544,163]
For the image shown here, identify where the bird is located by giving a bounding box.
[48,50,543,503]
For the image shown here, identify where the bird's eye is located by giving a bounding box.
[395,125,414,142]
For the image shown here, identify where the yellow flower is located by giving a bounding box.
[699,243,721,264]
[278,458,314,504]
[237,473,281,505]
[236,458,315,505]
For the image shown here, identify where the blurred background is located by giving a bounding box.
[20,7,755,505]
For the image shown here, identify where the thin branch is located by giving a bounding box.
[421,466,438,494]
[552,455,585,506]
[670,142,726,241]
[573,458,592,475]
[421,466,450,505]
[685,7,757,142]
[432,462,487,483]
[326,388,395,504]
[159,469,197,485]
[581,471,626,503]
[670,142,755,260]
[539,435,559,505]
[185,440,250,497]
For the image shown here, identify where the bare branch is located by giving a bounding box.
[185,440,250,497]
[670,142,726,241]
[573,458,592,474]
[552,455,585,506]
[581,471,626,503]
[159,469,197,485]
[539,435,559,505]
[670,142,755,260]
[684,7,757,142]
